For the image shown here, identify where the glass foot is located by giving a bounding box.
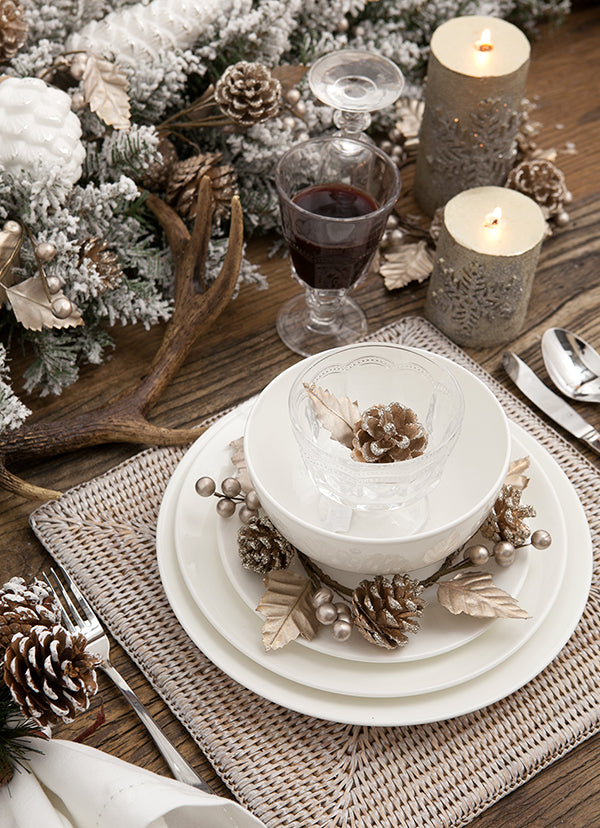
[276,292,368,357]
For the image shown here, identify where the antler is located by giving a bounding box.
[0,178,244,501]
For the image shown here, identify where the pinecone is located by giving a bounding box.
[481,484,536,546]
[0,0,28,63]
[78,236,124,292]
[215,61,282,127]
[351,403,428,463]
[165,152,238,223]
[138,136,178,191]
[238,515,295,574]
[352,574,424,649]
[506,158,571,223]
[4,625,100,727]
[0,577,60,653]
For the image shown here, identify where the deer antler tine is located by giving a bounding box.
[0,458,62,501]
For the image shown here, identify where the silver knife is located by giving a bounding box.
[503,352,600,455]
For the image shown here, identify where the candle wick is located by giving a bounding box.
[475,42,493,52]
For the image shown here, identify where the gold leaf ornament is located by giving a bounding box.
[4,276,83,331]
[229,436,253,493]
[271,63,309,95]
[303,382,360,449]
[256,570,319,651]
[82,54,131,129]
[505,456,531,490]
[437,571,530,619]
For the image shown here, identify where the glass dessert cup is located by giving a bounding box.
[275,136,401,357]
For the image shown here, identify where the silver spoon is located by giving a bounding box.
[541,327,600,403]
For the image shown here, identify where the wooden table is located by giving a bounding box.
[1,4,599,824]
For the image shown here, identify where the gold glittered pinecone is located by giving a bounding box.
[78,236,124,292]
[481,484,536,546]
[138,137,178,191]
[4,625,100,727]
[506,158,570,223]
[238,515,295,575]
[0,0,28,63]
[352,574,424,649]
[0,577,60,653]
[352,403,428,463]
[166,152,238,223]
[215,61,282,127]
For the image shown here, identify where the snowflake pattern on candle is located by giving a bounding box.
[423,98,521,191]
[429,258,523,336]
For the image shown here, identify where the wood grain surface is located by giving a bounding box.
[1,4,599,824]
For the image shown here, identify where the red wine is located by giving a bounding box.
[285,182,383,290]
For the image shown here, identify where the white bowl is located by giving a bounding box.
[289,344,464,511]
[245,346,510,574]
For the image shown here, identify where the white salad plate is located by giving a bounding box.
[157,409,592,725]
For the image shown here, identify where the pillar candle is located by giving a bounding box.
[415,15,530,216]
[424,186,546,347]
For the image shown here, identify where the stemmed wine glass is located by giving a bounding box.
[275,135,401,357]
[308,50,404,141]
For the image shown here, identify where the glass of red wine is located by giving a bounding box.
[275,135,401,356]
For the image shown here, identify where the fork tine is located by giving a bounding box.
[52,562,99,626]
[42,571,77,634]
[46,568,87,630]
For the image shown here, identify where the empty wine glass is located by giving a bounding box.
[275,135,401,357]
[308,50,404,141]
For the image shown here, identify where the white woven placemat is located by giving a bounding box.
[30,316,600,828]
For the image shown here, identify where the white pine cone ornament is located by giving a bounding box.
[0,577,61,652]
[352,403,428,463]
[4,625,100,727]
[238,515,295,575]
[67,0,226,68]
[506,158,571,225]
[215,62,282,127]
[165,152,238,222]
[0,77,85,191]
[352,574,425,649]
[0,0,28,63]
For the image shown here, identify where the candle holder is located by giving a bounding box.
[425,186,546,348]
[415,16,530,216]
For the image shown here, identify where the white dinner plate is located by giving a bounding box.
[172,408,566,697]
[157,419,591,724]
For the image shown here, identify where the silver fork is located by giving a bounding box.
[44,565,214,794]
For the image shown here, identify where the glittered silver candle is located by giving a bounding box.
[425,186,546,348]
[415,15,530,217]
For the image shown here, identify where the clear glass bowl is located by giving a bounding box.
[288,344,464,511]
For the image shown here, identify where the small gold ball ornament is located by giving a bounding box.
[71,92,86,112]
[238,504,255,525]
[51,296,73,319]
[464,544,490,566]
[245,490,261,511]
[45,275,62,294]
[195,476,216,497]
[35,241,57,262]
[332,618,352,641]
[285,89,301,106]
[70,54,87,81]
[315,602,337,625]
[312,586,334,607]
[493,540,516,567]
[221,477,241,498]
[531,529,552,549]
[216,498,236,518]
[3,220,21,235]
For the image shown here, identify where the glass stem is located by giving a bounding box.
[305,288,345,332]
[333,109,372,137]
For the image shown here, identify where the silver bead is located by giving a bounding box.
[556,210,569,227]
[531,529,552,550]
[493,540,516,567]
[216,498,236,518]
[282,116,296,131]
[45,275,62,294]
[221,477,241,498]
[315,602,337,625]
[312,586,334,607]
[195,476,216,497]
[293,100,307,117]
[337,18,349,33]
[238,505,255,524]
[334,603,351,622]
[3,220,21,235]
[51,296,73,319]
[285,89,301,106]
[332,619,352,641]
[464,544,490,566]
[245,490,260,511]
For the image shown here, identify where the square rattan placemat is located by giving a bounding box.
[30,317,600,828]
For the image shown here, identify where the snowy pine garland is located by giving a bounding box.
[0,0,569,426]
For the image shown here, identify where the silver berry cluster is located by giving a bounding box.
[195,476,260,524]
[463,528,552,568]
[311,586,352,642]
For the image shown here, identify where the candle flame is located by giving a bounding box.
[484,206,502,228]
[475,28,493,52]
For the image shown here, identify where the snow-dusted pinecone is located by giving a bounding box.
[4,625,100,726]
[0,0,28,63]
[481,484,536,546]
[238,515,295,575]
[78,237,124,293]
[506,158,571,222]
[352,403,428,463]
[215,62,282,127]
[165,152,238,222]
[0,577,60,652]
[352,574,425,649]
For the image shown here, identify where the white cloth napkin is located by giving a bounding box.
[1,738,267,828]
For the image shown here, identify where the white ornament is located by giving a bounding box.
[0,77,85,190]
[67,0,234,69]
